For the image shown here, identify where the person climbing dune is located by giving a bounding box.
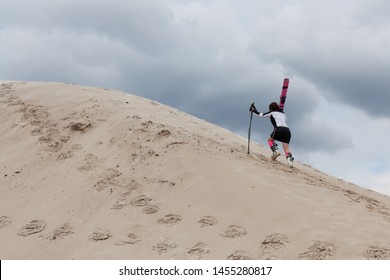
[249,102,294,167]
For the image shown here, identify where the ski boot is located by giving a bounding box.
[271,144,281,160]
[286,153,294,167]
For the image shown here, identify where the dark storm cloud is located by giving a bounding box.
[250,0,390,119]
[295,68,390,119]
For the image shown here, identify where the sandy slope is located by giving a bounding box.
[0,81,390,260]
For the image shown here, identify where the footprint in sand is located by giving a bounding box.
[157,214,182,225]
[156,129,171,138]
[260,233,289,250]
[69,122,92,132]
[112,187,146,210]
[18,220,46,236]
[88,229,112,241]
[48,223,74,240]
[343,190,390,222]
[343,190,363,203]
[112,198,130,210]
[186,242,210,259]
[130,195,152,207]
[298,241,336,260]
[364,246,390,260]
[152,238,177,255]
[123,180,142,192]
[259,233,289,259]
[142,204,160,214]
[57,150,74,161]
[220,225,247,238]
[165,141,186,149]
[0,216,12,228]
[227,250,254,260]
[141,120,154,128]
[114,234,140,246]
[198,216,217,228]
[93,169,122,191]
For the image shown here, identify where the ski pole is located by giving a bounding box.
[247,103,254,154]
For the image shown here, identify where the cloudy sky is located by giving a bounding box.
[1,0,390,195]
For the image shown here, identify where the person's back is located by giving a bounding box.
[250,102,294,167]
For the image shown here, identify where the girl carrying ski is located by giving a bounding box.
[249,102,294,167]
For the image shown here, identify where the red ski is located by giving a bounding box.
[279,78,289,111]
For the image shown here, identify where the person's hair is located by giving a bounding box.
[269,102,279,111]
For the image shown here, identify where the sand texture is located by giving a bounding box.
[1,81,390,260]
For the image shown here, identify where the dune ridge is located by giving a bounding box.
[1,81,390,260]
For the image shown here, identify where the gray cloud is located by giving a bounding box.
[250,0,390,119]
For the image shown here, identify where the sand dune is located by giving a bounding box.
[1,81,390,260]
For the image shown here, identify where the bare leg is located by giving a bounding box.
[282,143,290,156]
[283,143,294,167]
